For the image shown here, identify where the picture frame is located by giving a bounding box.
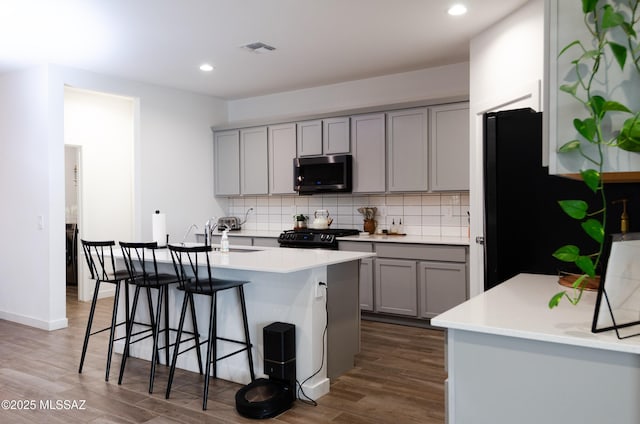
[592,232,640,339]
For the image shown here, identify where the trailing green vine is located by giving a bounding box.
[549,0,640,308]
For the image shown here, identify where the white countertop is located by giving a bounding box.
[431,273,640,354]
[339,233,470,245]
[117,244,374,274]
[198,229,470,246]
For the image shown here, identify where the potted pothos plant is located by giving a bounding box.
[549,0,640,308]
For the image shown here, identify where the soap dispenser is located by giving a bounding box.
[220,228,230,253]
[612,198,629,234]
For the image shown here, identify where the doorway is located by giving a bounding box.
[64,145,81,297]
[64,87,135,302]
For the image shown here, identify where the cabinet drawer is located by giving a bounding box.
[338,241,373,252]
[253,237,279,247]
[375,243,466,262]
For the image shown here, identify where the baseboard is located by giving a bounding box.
[361,312,442,330]
[0,310,68,331]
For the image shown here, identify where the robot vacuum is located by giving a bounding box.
[236,322,296,419]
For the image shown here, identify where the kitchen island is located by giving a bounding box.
[431,274,640,424]
[114,245,374,399]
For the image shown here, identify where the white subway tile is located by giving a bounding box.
[403,195,422,206]
[385,194,403,205]
[422,193,441,206]
[403,205,422,216]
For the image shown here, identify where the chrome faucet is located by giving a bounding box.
[204,217,217,246]
[181,223,198,245]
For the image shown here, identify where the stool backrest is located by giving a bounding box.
[119,241,161,283]
[81,240,118,281]
[168,244,213,290]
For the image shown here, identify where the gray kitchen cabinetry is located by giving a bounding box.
[387,108,429,192]
[371,242,468,322]
[322,117,350,155]
[374,258,418,316]
[240,126,268,195]
[268,123,297,194]
[418,261,467,318]
[296,119,323,156]
[351,113,386,193]
[297,117,350,157]
[430,103,469,191]
[359,258,374,312]
[214,130,240,196]
[338,240,375,311]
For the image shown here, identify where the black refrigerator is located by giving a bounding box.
[481,108,635,291]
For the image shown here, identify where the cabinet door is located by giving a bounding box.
[268,123,296,194]
[387,108,429,192]
[430,103,469,191]
[418,261,467,318]
[374,258,417,316]
[240,127,268,195]
[359,258,374,311]
[214,130,240,196]
[351,113,386,193]
[297,119,323,156]
[323,117,350,154]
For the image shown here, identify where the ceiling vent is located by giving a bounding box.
[242,42,276,54]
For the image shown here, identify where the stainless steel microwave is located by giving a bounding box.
[293,154,352,194]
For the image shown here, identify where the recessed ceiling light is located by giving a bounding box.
[448,4,467,16]
[199,63,214,72]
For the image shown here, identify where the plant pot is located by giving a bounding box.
[363,219,376,234]
[558,271,601,292]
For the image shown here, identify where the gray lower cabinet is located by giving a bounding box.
[359,257,374,311]
[418,261,467,318]
[374,258,418,316]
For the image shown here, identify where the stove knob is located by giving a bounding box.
[327,235,334,242]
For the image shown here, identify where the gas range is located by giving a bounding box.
[278,228,360,249]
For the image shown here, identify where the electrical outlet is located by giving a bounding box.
[315,282,325,299]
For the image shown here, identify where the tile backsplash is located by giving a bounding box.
[227,192,469,237]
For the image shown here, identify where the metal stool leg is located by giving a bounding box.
[105,280,121,381]
[118,285,141,385]
[78,280,101,374]
[238,286,255,381]
[188,292,204,375]
[203,293,217,410]
[148,286,164,394]
[165,290,190,399]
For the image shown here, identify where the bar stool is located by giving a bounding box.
[118,241,203,394]
[78,240,131,381]
[165,244,255,410]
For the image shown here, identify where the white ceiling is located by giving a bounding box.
[0,0,529,100]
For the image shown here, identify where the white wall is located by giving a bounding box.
[0,65,67,329]
[468,0,545,297]
[0,64,228,329]
[227,63,469,122]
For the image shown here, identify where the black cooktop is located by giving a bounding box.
[278,228,360,248]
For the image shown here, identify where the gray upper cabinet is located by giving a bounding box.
[387,108,429,192]
[322,117,350,155]
[296,119,323,156]
[268,123,296,194]
[240,126,268,195]
[351,113,386,193]
[214,130,240,196]
[430,103,469,191]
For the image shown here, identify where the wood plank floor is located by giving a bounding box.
[0,288,446,423]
